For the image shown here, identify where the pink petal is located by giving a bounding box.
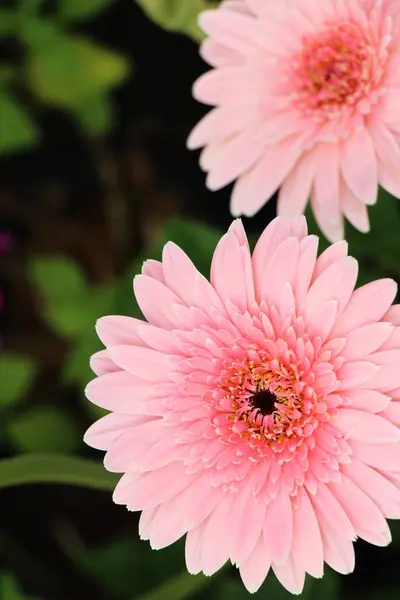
[342,460,400,519]
[199,38,242,68]
[229,485,266,566]
[108,345,171,382]
[200,492,234,575]
[340,126,378,205]
[185,528,203,575]
[239,535,271,594]
[366,362,400,393]
[104,420,164,472]
[332,408,400,444]
[96,315,145,347]
[199,9,274,56]
[85,371,155,413]
[133,275,183,329]
[381,402,400,426]
[252,218,292,301]
[312,240,348,281]
[305,257,358,318]
[263,488,293,565]
[90,349,119,375]
[144,500,186,550]
[272,554,306,596]
[211,231,249,310]
[311,187,344,242]
[136,325,182,354]
[193,67,256,106]
[142,259,165,283]
[310,483,356,540]
[343,323,393,360]
[277,151,315,218]
[126,463,196,511]
[351,441,400,472]
[384,305,400,325]
[187,105,253,150]
[305,299,337,341]
[313,143,341,230]
[339,389,391,413]
[291,487,324,578]
[341,184,371,233]
[184,472,225,530]
[162,242,201,306]
[293,235,319,308]
[206,128,267,191]
[329,476,391,546]
[369,120,400,197]
[260,237,299,307]
[230,142,300,218]
[319,521,355,575]
[331,279,397,336]
[83,413,138,450]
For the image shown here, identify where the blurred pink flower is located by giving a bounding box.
[188,0,400,241]
[85,216,400,594]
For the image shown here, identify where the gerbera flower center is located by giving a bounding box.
[212,352,321,458]
[250,389,277,416]
[294,21,379,119]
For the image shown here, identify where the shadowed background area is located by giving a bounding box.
[0,1,399,599]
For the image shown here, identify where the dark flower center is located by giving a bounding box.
[251,389,277,416]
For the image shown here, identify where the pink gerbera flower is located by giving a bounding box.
[85,216,400,594]
[188,0,400,241]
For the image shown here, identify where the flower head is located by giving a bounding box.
[85,216,400,594]
[188,0,400,241]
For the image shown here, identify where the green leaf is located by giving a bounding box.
[31,256,116,341]
[41,299,93,339]
[136,571,211,600]
[59,0,115,21]
[137,0,217,42]
[0,573,35,600]
[0,10,16,37]
[0,353,37,409]
[17,0,44,18]
[30,256,88,300]
[0,65,17,85]
[74,94,114,136]
[27,32,129,109]
[0,454,118,491]
[7,406,81,453]
[0,90,40,155]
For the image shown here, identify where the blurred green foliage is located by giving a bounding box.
[0,0,130,156]
[0,573,41,600]
[137,0,217,41]
[58,0,117,21]
[0,353,37,410]
[7,406,80,453]
[0,90,40,155]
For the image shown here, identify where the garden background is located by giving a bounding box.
[0,1,399,599]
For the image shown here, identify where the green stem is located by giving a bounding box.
[0,454,118,491]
